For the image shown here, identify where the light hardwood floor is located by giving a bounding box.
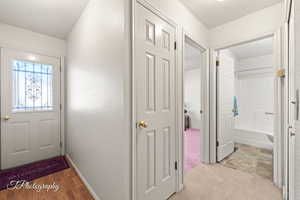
[0,167,94,200]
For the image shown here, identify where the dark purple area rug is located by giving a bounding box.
[0,156,69,190]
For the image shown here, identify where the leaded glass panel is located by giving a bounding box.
[12,60,53,112]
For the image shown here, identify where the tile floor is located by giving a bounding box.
[220,143,273,181]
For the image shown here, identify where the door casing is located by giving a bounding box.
[182,32,210,164]
[210,32,276,163]
[286,0,295,199]
[210,31,288,191]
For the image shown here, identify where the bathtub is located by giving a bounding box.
[233,127,273,150]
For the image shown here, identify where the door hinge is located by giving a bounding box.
[60,104,63,110]
[60,142,63,148]
[174,41,177,50]
[175,161,178,170]
[277,69,285,78]
[216,60,220,67]
[216,141,220,147]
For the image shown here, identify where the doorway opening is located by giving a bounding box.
[183,36,207,173]
[215,36,280,184]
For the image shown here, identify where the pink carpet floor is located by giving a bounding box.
[184,128,201,172]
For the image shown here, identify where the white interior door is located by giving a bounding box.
[135,2,176,200]
[1,48,61,169]
[217,51,235,162]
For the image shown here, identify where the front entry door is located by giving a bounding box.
[135,2,177,200]
[1,48,61,169]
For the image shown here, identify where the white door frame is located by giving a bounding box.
[182,32,210,165]
[209,31,287,190]
[210,32,275,163]
[285,0,294,199]
[131,0,180,199]
[0,47,65,169]
[59,56,65,155]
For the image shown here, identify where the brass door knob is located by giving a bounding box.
[3,116,10,121]
[137,121,148,128]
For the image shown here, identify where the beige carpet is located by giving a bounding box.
[169,164,282,200]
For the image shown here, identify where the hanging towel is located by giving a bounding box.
[233,96,239,117]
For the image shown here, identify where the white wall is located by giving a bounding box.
[66,0,209,199]
[184,68,201,129]
[209,3,284,48]
[237,54,273,71]
[0,22,66,57]
[66,0,131,200]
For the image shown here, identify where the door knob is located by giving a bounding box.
[3,116,10,121]
[137,121,148,128]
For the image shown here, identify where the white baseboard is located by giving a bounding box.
[66,154,101,200]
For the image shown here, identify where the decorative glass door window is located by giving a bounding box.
[12,60,53,112]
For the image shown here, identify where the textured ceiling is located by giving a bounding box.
[179,0,283,28]
[0,0,90,39]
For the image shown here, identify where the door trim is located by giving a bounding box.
[0,47,65,169]
[131,0,179,199]
[60,56,65,155]
[210,32,275,164]
[181,31,210,166]
[210,30,288,191]
[286,0,294,199]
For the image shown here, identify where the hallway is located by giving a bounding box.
[0,0,294,199]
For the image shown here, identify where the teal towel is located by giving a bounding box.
[233,96,239,117]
